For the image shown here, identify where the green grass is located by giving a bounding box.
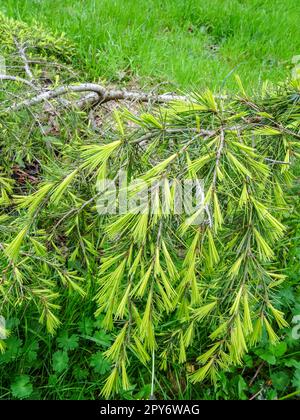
[1,0,300,92]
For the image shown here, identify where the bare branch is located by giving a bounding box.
[3,83,105,112]
[0,74,39,90]
[3,83,189,113]
[102,89,188,104]
[14,39,35,81]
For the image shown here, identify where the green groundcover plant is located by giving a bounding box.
[0,13,300,399]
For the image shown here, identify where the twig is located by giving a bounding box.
[0,74,39,90]
[249,361,265,387]
[150,348,156,400]
[249,388,264,400]
[212,128,225,188]
[264,157,290,165]
[130,128,216,145]
[14,38,34,81]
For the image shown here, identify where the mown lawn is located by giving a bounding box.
[1,0,300,91]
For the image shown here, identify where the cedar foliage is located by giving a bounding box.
[0,13,300,397]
